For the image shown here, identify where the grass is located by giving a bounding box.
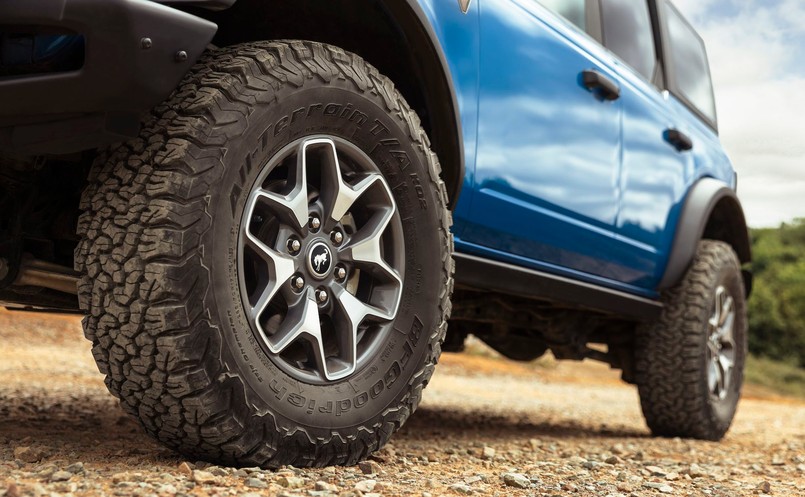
[745,355,805,399]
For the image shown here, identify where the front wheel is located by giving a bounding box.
[75,41,453,467]
[635,240,747,440]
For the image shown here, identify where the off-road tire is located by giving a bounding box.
[74,40,453,467]
[635,240,747,440]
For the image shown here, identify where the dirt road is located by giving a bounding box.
[1,310,803,496]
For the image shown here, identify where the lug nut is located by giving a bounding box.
[292,275,305,290]
[287,238,301,254]
[309,215,321,231]
[316,289,328,303]
[335,266,347,281]
[331,230,344,245]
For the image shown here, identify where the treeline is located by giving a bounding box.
[747,219,805,368]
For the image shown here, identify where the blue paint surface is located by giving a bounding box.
[416,0,735,297]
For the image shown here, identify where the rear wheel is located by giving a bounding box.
[635,240,747,440]
[75,40,453,467]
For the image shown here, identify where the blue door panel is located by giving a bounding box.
[465,0,624,280]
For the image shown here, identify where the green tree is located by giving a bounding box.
[747,219,805,368]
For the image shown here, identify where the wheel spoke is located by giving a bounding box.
[331,286,394,379]
[318,138,380,223]
[244,232,296,321]
[249,140,311,230]
[265,290,327,366]
[707,359,719,394]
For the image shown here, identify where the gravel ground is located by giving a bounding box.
[0,310,803,497]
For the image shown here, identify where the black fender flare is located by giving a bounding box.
[659,178,752,292]
[375,0,466,208]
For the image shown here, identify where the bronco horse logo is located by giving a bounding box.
[313,252,328,273]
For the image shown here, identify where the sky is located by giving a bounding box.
[672,0,805,227]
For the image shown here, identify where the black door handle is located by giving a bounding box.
[664,128,693,151]
[581,69,621,101]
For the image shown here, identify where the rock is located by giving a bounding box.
[315,481,338,492]
[206,466,229,477]
[481,447,496,460]
[50,471,72,482]
[354,480,376,493]
[528,439,541,450]
[688,463,706,478]
[157,483,178,494]
[65,462,85,474]
[464,476,483,485]
[605,456,622,465]
[276,475,304,488]
[568,456,588,465]
[448,483,473,494]
[358,460,382,475]
[645,465,667,476]
[665,472,679,481]
[13,446,44,463]
[502,473,530,489]
[4,482,20,497]
[644,482,673,493]
[771,454,785,466]
[177,462,193,477]
[582,461,600,470]
[245,478,267,489]
[191,470,217,485]
[758,481,772,493]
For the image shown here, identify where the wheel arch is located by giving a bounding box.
[193,0,464,209]
[659,177,752,295]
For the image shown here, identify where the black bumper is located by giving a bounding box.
[0,0,219,154]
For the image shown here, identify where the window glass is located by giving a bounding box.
[665,2,716,124]
[600,0,656,80]
[538,0,586,31]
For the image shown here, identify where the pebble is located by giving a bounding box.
[50,471,72,482]
[277,475,304,488]
[358,460,382,475]
[502,472,530,489]
[315,480,338,491]
[644,482,674,493]
[688,463,706,478]
[13,446,44,463]
[482,446,496,460]
[65,462,85,474]
[177,462,193,477]
[757,481,772,493]
[355,479,377,492]
[646,465,667,476]
[4,483,20,497]
[245,477,268,489]
[605,456,622,465]
[448,483,473,494]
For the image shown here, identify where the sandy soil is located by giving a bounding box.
[0,310,803,497]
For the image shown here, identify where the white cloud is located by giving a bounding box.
[674,0,805,227]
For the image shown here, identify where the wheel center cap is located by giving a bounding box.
[307,241,333,278]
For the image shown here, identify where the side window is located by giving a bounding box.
[600,0,656,80]
[538,0,586,31]
[664,1,717,124]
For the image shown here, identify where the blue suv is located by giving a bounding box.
[0,0,750,467]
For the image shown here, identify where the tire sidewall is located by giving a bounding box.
[203,81,444,431]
